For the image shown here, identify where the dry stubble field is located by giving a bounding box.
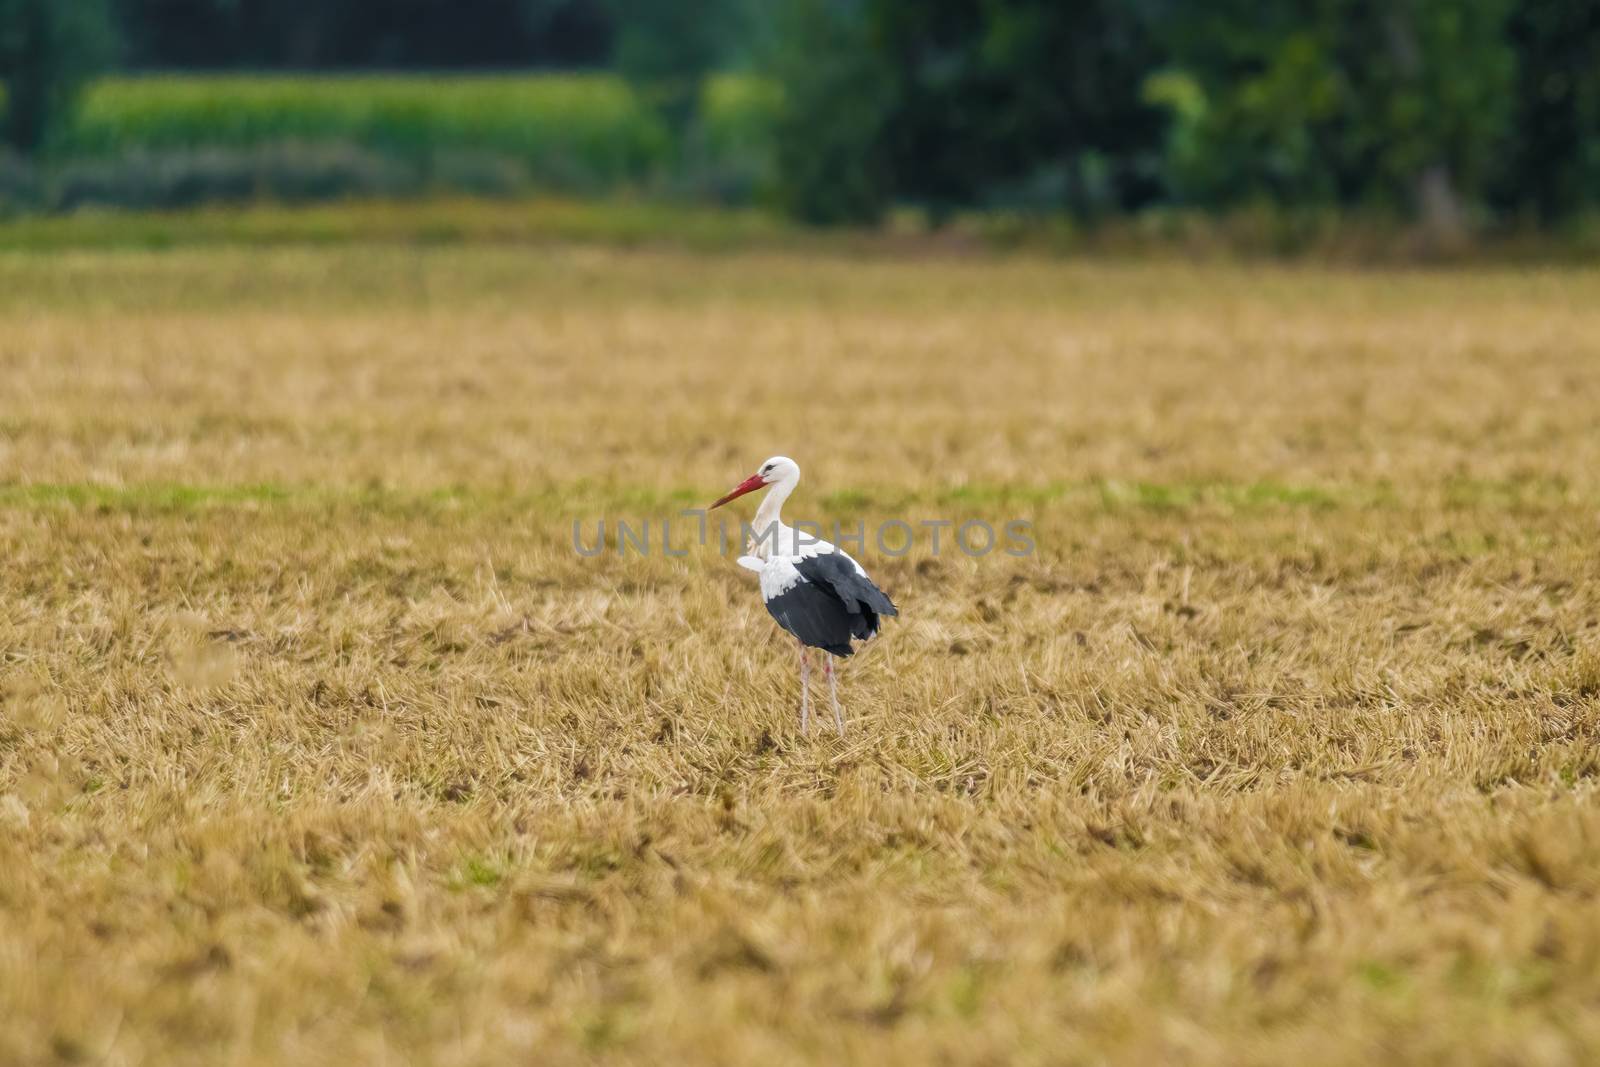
[3,244,1600,1065]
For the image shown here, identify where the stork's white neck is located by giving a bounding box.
[753,468,798,537]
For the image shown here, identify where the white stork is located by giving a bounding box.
[710,456,898,736]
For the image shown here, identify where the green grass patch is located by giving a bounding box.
[0,478,1582,519]
[0,197,798,252]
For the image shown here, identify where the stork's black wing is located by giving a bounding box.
[764,552,897,658]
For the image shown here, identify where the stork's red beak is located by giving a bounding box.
[709,473,765,510]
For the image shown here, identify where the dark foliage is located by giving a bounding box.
[1493,0,1600,221]
[0,0,115,153]
[771,0,1163,223]
[10,0,1600,226]
[607,0,759,134]
[108,0,613,70]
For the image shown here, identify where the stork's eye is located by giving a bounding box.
[761,464,772,474]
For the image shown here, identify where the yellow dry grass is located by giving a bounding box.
[3,246,1600,1066]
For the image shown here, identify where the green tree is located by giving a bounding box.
[1147,0,1515,234]
[1364,0,1517,235]
[0,0,115,154]
[769,0,1161,224]
[607,0,756,137]
[769,0,894,223]
[1495,0,1600,221]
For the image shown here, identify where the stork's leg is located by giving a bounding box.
[797,641,811,737]
[825,657,844,736]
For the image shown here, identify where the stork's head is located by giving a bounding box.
[710,455,798,509]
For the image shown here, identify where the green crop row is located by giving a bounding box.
[6,73,782,200]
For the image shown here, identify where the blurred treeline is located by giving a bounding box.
[1,0,1597,235]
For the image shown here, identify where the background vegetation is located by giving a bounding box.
[0,0,1596,240]
[49,74,776,208]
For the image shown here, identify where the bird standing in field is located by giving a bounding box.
[710,456,897,736]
